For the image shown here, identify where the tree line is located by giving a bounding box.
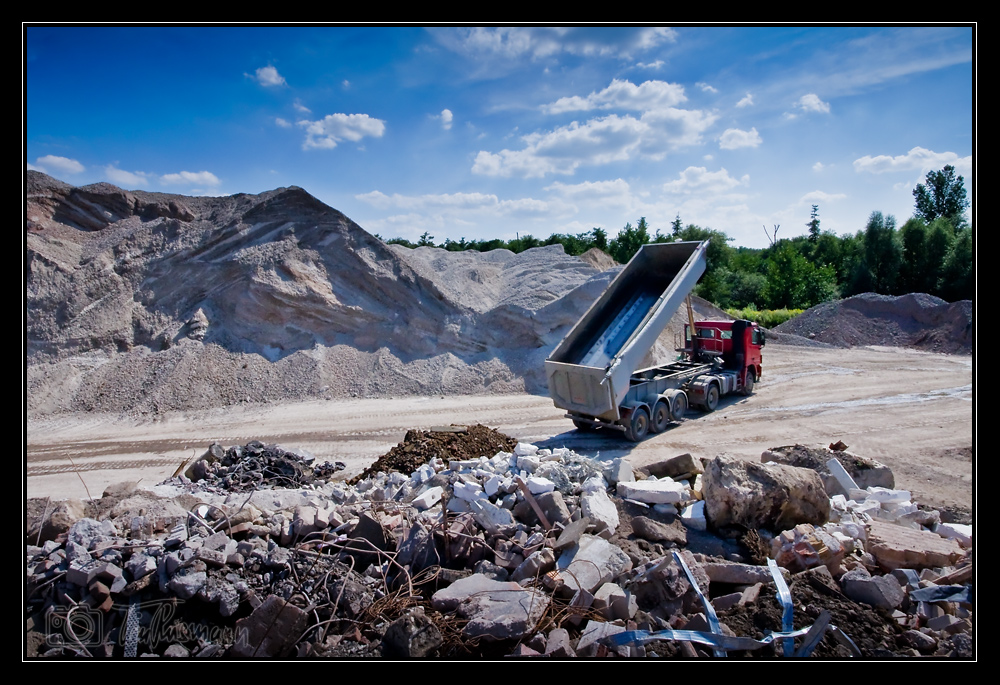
[378,166,972,309]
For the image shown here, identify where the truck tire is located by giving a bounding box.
[742,370,755,396]
[572,418,595,431]
[651,400,670,433]
[625,407,650,442]
[670,392,688,421]
[704,384,719,412]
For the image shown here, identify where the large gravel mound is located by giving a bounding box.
[773,293,972,354]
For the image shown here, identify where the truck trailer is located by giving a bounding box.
[545,241,764,441]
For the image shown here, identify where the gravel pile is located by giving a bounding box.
[773,293,973,354]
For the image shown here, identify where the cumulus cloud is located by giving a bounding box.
[813,162,826,172]
[253,65,286,87]
[160,170,221,186]
[696,82,718,94]
[103,165,151,187]
[719,127,762,150]
[298,113,387,150]
[293,99,311,114]
[275,117,292,128]
[33,155,85,175]
[637,60,664,69]
[440,109,454,131]
[543,79,686,114]
[797,93,830,114]
[853,146,972,175]
[473,109,717,178]
[662,166,749,194]
[736,93,754,108]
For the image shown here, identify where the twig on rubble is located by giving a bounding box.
[66,456,94,502]
[35,497,52,547]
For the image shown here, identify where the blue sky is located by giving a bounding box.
[25,25,974,249]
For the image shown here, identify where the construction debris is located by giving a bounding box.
[25,430,973,659]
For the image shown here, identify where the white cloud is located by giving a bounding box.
[474,108,717,178]
[797,93,830,114]
[736,92,754,108]
[275,117,292,128]
[103,165,151,187]
[356,190,500,211]
[662,166,749,194]
[853,146,972,175]
[637,60,664,70]
[431,26,677,63]
[719,127,762,150]
[34,155,85,175]
[440,109,454,131]
[799,190,846,204]
[293,99,311,114]
[696,82,718,94]
[161,170,221,186]
[298,113,387,150]
[253,65,286,87]
[543,79,686,114]
[342,80,350,89]
[545,178,632,200]
[812,161,826,172]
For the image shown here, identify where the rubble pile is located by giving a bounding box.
[25,432,973,658]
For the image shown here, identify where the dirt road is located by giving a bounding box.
[26,343,973,512]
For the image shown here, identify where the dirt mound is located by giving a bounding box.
[774,293,972,354]
[348,424,517,484]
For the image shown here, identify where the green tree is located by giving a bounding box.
[938,228,973,301]
[417,231,435,247]
[806,205,820,242]
[609,218,651,263]
[670,214,683,236]
[591,227,608,251]
[861,211,902,294]
[913,165,970,228]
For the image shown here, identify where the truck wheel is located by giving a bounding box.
[626,407,650,442]
[670,392,688,421]
[704,385,719,412]
[742,370,755,396]
[572,418,594,432]
[651,400,670,433]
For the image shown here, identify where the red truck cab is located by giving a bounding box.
[685,319,764,391]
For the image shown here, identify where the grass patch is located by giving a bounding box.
[725,307,804,328]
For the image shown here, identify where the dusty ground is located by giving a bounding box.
[26,342,973,516]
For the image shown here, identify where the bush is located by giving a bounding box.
[725,307,804,328]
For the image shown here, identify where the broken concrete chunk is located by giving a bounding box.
[231,595,309,658]
[638,453,703,480]
[555,534,632,596]
[617,478,689,505]
[431,574,549,641]
[866,520,965,570]
[840,566,905,610]
[382,607,443,658]
[702,455,830,531]
[761,444,894,495]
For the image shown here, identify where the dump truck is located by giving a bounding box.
[545,240,764,441]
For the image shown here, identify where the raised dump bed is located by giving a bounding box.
[545,241,708,423]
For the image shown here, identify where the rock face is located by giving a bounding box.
[701,455,830,532]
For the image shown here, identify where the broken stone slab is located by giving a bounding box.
[681,501,706,531]
[761,444,894,496]
[535,491,571,527]
[545,628,577,657]
[576,620,627,657]
[866,520,965,570]
[382,607,443,658]
[771,523,846,573]
[555,534,632,597]
[231,595,309,658]
[702,455,830,531]
[630,516,687,546]
[637,453,703,480]
[617,478,689,505]
[512,548,556,583]
[581,487,619,535]
[935,522,972,548]
[698,559,789,585]
[431,574,550,641]
[840,566,905,610]
[602,458,635,486]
